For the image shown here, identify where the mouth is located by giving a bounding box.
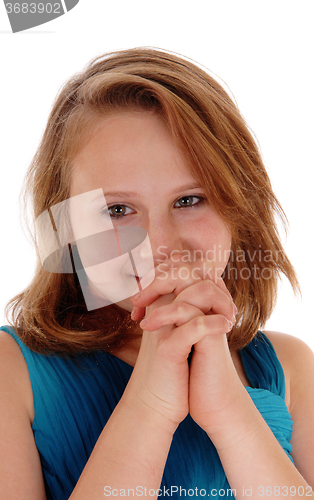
[127,273,142,280]
[128,274,142,293]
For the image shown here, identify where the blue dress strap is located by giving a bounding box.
[239,330,286,399]
[1,324,24,344]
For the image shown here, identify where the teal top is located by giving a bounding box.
[0,326,294,499]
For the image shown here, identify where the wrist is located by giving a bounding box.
[202,385,264,451]
[121,386,180,438]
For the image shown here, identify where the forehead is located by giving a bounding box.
[70,110,198,196]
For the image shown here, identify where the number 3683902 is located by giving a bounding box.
[5,3,62,14]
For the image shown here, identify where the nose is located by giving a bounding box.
[140,215,184,266]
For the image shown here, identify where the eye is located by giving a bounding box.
[105,204,134,218]
[174,195,205,208]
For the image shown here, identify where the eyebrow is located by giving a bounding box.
[101,184,203,199]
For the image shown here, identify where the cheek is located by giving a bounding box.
[211,221,232,268]
[188,214,231,269]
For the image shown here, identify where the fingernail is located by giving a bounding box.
[232,314,236,324]
[132,292,141,301]
[140,318,147,329]
[228,320,233,332]
[131,308,135,319]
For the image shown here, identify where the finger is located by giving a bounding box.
[165,259,238,316]
[138,279,235,329]
[131,258,237,315]
[161,314,233,356]
[188,260,235,307]
[139,301,205,331]
[131,305,146,322]
[174,280,236,324]
[130,258,207,307]
[132,292,177,323]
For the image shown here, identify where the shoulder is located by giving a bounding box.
[263,330,314,363]
[0,329,46,497]
[263,330,314,371]
[0,328,34,423]
[263,330,314,412]
[263,331,314,484]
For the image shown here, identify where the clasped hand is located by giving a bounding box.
[128,257,239,436]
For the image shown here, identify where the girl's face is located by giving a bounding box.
[69,111,232,312]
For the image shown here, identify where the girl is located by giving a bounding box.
[1,48,313,500]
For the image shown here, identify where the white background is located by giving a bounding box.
[0,1,313,349]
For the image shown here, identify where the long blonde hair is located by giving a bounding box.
[6,47,299,353]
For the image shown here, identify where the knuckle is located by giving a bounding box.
[192,315,205,330]
[174,302,186,316]
[199,279,215,297]
[205,314,230,333]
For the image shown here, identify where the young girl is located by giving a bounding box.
[1,48,313,500]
